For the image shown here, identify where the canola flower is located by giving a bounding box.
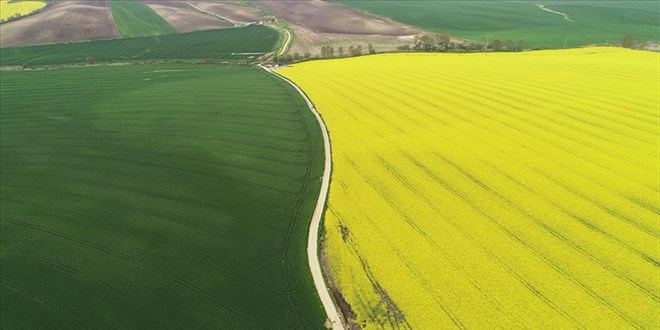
[0,0,46,22]
[280,48,660,329]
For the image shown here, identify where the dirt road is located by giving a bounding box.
[260,66,344,330]
[272,26,292,56]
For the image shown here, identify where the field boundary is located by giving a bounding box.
[260,65,344,330]
[183,1,244,26]
[271,25,292,56]
[0,0,50,24]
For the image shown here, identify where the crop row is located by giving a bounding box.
[0,25,279,66]
[280,48,659,329]
[0,65,327,329]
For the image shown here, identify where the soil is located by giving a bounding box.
[258,0,417,35]
[287,22,416,56]
[254,0,419,56]
[0,0,119,48]
[188,1,264,23]
[144,1,233,32]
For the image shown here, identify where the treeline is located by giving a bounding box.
[397,34,525,53]
[0,5,49,24]
[272,44,376,64]
[270,33,655,66]
[620,34,651,50]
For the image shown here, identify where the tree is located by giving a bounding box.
[622,34,635,48]
[338,46,344,57]
[489,39,501,51]
[397,44,411,51]
[348,45,355,56]
[516,40,524,52]
[87,56,96,65]
[293,52,301,61]
[321,46,335,58]
[503,40,514,51]
[414,34,435,51]
[303,52,311,59]
[356,45,363,56]
[367,43,375,54]
[465,42,481,51]
[436,33,451,45]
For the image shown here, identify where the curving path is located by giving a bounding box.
[260,66,344,330]
[535,4,574,22]
[272,26,292,56]
[183,1,291,56]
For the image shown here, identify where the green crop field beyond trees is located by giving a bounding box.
[110,0,177,37]
[0,65,327,329]
[337,0,660,48]
[0,26,279,66]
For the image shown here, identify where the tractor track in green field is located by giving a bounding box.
[2,217,267,328]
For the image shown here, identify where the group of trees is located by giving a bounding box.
[487,39,525,52]
[1,13,25,23]
[272,43,376,64]
[397,34,525,53]
[272,52,311,64]
[272,33,649,65]
[322,44,376,58]
[620,34,648,49]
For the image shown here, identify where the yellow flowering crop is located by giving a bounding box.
[280,48,659,329]
[0,0,46,22]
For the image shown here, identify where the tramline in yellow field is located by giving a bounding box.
[0,0,45,22]
[280,48,660,329]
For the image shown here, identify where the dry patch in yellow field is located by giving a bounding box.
[280,48,660,329]
[0,0,45,22]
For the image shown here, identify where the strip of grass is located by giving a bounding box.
[336,0,660,48]
[110,0,177,37]
[0,26,279,66]
[0,64,326,329]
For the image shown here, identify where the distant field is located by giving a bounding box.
[0,25,279,66]
[281,48,660,328]
[0,0,119,48]
[0,0,46,22]
[337,0,660,48]
[110,0,176,37]
[143,0,233,33]
[0,65,326,328]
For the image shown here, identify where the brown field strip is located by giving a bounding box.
[0,0,119,48]
[144,0,232,33]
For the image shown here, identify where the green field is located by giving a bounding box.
[337,0,660,48]
[0,65,326,329]
[0,26,279,66]
[110,0,177,37]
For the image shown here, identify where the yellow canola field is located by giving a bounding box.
[0,0,46,21]
[280,48,660,329]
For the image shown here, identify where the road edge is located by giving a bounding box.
[260,65,344,330]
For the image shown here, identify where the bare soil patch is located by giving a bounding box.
[144,0,232,32]
[254,0,419,56]
[188,1,263,23]
[258,0,417,35]
[0,0,119,48]
[287,23,416,56]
